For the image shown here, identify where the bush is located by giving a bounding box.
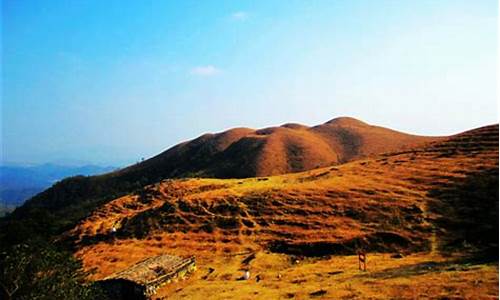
[0,241,107,300]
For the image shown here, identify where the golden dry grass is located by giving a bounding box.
[78,239,498,299]
[155,252,498,300]
[69,124,498,299]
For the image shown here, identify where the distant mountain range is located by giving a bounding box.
[0,164,116,210]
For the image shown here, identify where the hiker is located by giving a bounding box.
[358,251,366,271]
[243,270,250,280]
[236,269,251,281]
[110,222,118,241]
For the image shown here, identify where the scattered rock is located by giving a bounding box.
[242,253,256,265]
[310,289,327,297]
[201,267,215,280]
[327,271,343,276]
[291,279,307,284]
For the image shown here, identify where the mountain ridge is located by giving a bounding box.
[0,164,116,209]
[67,123,498,290]
[115,116,442,179]
[0,121,497,299]
[0,117,477,246]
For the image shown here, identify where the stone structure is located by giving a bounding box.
[98,254,196,300]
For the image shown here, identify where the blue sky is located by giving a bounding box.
[2,0,498,166]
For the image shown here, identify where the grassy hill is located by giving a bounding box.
[0,117,440,244]
[116,116,440,178]
[60,124,498,299]
[1,121,497,299]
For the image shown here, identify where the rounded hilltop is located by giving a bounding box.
[324,116,369,126]
[114,116,440,179]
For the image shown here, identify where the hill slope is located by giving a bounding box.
[68,124,498,279]
[117,116,440,178]
[2,123,497,299]
[1,117,441,243]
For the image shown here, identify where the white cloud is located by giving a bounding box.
[190,65,222,76]
[230,11,248,21]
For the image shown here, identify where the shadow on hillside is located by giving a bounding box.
[358,257,498,280]
[427,167,499,260]
[76,233,115,247]
[268,231,427,257]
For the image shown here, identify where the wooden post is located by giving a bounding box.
[358,251,366,271]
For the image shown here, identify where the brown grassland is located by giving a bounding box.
[67,124,498,299]
[113,117,441,179]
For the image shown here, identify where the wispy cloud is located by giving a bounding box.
[190,65,222,76]
[230,11,248,21]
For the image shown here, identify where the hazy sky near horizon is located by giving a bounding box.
[2,0,498,166]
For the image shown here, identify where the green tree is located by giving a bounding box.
[0,241,107,300]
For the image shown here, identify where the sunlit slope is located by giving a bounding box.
[69,124,498,280]
[117,116,441,178]
[7,117,440,244]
